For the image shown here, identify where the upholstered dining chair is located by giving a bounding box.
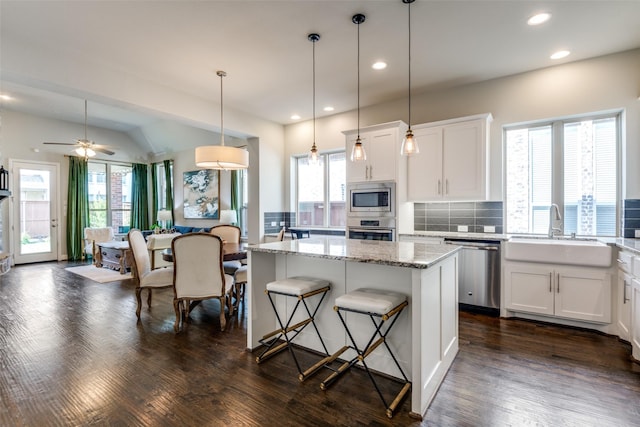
[128,229,174,320]
[209,224,243,274]
[171,233,235,332]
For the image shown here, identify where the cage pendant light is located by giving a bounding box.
[308,33,321,166]
[400,0,419,156]
[350,13,367,162]
[195,70,249,170]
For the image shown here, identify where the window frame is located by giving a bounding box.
[294,149,346,229]
[503,110,622,237]
[87,161,133,231]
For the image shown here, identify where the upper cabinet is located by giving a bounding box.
[344,121,407,183]
[407,113,492,201]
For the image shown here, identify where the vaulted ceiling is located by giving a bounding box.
[2,1,639,156]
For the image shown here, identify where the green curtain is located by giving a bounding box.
[131,163,150,230]
[66,157,89,261]
[151,163,158,229]
[164,159,174,225]
[230,170,242,231]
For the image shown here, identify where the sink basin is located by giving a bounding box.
[504,238,612,267]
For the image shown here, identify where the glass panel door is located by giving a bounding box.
[11,161,59,264]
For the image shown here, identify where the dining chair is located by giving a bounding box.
[210,224,243,274]
[171,233,235,332]
[127,228,174,320]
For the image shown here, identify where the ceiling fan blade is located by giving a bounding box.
[94,147,115,155]
[43,142,76,146]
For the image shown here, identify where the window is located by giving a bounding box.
[88,162,132,231]
[505,112,619,236]
[153,161,173,211]
[296,151,346,228]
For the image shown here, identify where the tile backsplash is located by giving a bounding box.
[414,201,504,234]
[264,212,296,234]
[623,199,640,238]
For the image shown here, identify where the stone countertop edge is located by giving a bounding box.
[248,238,461,269]
[616,238,640,255]
[400,231,509,241]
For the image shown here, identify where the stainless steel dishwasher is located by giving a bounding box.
[444,239,501,315]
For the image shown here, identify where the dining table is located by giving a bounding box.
[161,242,248,263]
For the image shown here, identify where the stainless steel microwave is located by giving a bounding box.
[347,181,395,217]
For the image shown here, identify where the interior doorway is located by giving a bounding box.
[10,160,60,264]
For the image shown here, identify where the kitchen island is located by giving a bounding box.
[247,237,460,418]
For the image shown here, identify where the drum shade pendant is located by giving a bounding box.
[308,33,321,166]
[350,13,367,162]
[195,71,249,170]
[400,0,419,156]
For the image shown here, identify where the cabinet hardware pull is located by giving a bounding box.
[438,180,441,195]
[624,280,629,303]
[557,273,560,293]
[549,272,552,292]
[445,179,449,194]
[369,165,373,179]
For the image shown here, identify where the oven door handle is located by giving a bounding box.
[350,228,393,234]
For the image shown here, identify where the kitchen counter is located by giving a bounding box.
[248,236,460,419]
[249,237,461,269]
[616,238,640,255]
[400,230,508,241]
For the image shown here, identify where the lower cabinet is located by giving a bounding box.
[504,262,611,323]
[632,278,640,360]
[617,271,633,341]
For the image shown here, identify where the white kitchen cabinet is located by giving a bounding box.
[504,261,611,323]
[344,121,407,183]
[617,250,634,341]
[407,113,492,201]
[631,277,640,361]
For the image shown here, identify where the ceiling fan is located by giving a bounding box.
[44,99,115,158]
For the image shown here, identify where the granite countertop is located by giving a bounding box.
[400,231,509,241]
[616,238,640,255]
[249,237,461,269]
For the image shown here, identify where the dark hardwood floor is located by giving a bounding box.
[1,261,639,426]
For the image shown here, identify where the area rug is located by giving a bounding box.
[65,265,133,283]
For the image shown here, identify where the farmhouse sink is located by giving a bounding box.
[504,238,612,267]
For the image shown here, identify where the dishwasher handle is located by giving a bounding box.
[444,240,500,251]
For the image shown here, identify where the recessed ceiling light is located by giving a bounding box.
[323,106,334,112]
[372,61,387,70]
[550,50,570,60]
[0,94,12,101]
[527,13,551,26]
[290,114,301,120]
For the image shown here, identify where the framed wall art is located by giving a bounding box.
[183,169,220,219]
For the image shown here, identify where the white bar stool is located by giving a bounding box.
[320,288,411,418]
[256,276,331,382]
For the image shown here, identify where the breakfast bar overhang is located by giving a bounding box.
[247,237,460,418]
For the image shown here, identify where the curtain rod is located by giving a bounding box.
[63,155,143,167]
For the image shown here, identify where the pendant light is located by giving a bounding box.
[195,71,249,170]
[350,13,367,162]
[308,33,321,166]
[400,0,419,156]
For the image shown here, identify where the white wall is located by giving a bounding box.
[285,49,640,204]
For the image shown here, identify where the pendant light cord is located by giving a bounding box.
[357,18,361,140]
[312,37,316,147]
[84,99,88,141]
[218,71,226,147]
[407,0,412,128]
